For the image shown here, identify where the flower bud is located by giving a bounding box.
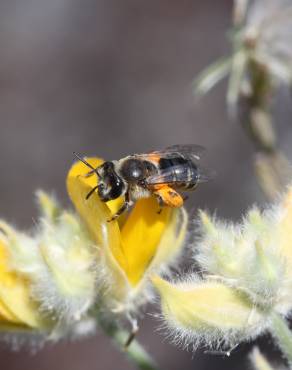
[196,208,286,308]
[152,276,266,348]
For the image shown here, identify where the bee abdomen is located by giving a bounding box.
[158,157,199,189]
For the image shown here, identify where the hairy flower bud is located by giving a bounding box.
[196,198,292,309]
[154,185,292,351]
[152,276,266,349]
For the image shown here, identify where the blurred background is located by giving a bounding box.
[0,0,291,369]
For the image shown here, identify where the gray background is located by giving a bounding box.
[0,0,291,369]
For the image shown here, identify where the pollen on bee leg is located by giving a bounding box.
[153,186,183,208]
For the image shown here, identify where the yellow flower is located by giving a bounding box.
[153,185,292,350]
[194,186,292,313]
[0,154,187,344]
[0,191,99,337]
[66,158,188,312]
[0,235,46,331]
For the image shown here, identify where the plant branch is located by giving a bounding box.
[270,312,292,368]
[99,319,160,370]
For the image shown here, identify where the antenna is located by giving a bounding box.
[73,152,101,178]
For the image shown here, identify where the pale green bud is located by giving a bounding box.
[152,275,267,349]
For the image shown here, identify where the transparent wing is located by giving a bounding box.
[145,164,215,186]
[133,144,206,161]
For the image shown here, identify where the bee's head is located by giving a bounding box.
[97,161,126,201]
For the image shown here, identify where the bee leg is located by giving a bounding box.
[182,195,189,202]
[82,169,96,178]
[154,186,184,208]
[77,170,95,180]
[156,195,164,214]
[107,202,129,222]
[85,185,98,200]
[107,192,132,222]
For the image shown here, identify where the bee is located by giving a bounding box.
[74,145,212,221]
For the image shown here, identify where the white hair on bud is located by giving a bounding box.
[0,194,103,331]
[155,274,270,352]
[32,215,99,320]
[193,188,292,317]
[244,0,292,84]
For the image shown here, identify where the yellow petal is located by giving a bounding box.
[0,240,45,328]
[152,276,264,331]
[66,158,127,270]
[0,298,20,323]
[139,207,188,281]
[67,158,131,305]
[120,197,172,285]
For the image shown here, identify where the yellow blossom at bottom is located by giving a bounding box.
[0,240,46,330]
[152,275,266,346]
[152,184,292,350]
[0,190,99,337]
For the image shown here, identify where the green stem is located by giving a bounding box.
[241,60,276,154]
[99,320,160,370]
[240,61,292,200]
[270,312,292,368]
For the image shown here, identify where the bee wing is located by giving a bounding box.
[134,144,206,161]
[145,164,214,186]
[161,144,206,160]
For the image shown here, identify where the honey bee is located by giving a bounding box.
[74,145,212,221]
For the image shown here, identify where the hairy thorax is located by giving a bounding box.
[130,185,151,200]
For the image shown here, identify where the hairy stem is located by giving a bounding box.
[239,61,292,200]
[270,312,292,368]
[99,320,160,370]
